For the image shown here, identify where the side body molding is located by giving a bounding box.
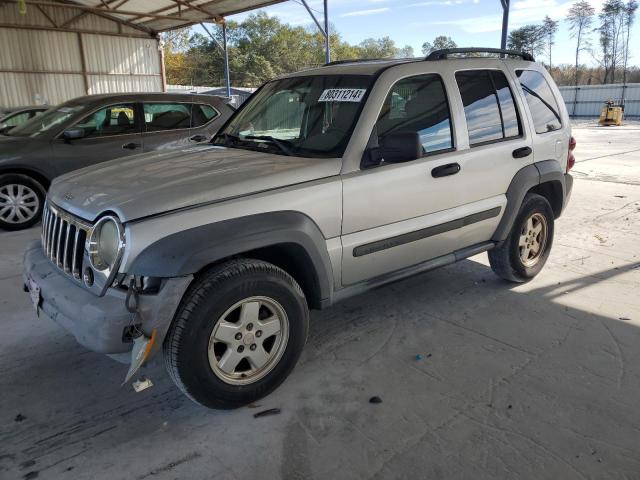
[492,160,566,242]
[128,211,334,306]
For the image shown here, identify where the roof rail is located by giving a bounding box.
[425,48,534,62]
[324,58,386,66]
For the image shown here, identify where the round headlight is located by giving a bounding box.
[89,216,123,271]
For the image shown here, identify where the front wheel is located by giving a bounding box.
[489,193,555,283]
[163,259,309,409]
[0,174,46,231]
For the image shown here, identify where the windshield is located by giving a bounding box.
[7,106,83,137]
[214,75,374,158]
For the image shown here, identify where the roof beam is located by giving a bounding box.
[59,10,88,28]
[36,5,58,27]
[2,0,209,23]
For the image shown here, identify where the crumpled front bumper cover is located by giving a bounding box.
[23,240,192,356]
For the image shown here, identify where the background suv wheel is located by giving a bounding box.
[0,173,46,231]
[489,193,555,283]
[163,258,309,409]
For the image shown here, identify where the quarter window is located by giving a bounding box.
[376,74,453,155]
[516,70,562,134]
[3,111,31,127]
[191,104,219,128]
[455,70,522,146]
[143,103,191,132]
[74,104,137,138]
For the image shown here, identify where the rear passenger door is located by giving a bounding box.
[448,68,534,200]
[513,69,568,165]
[141,101,192,152]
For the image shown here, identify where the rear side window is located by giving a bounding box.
[144,103,191,132]
[191,104,219,128]
[455,70,521,146]
[515,70,562,134]
[376,73,453,155]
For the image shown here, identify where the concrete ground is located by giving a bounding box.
[1,120,639,480]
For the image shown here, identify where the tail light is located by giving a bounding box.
[567,136,576,173]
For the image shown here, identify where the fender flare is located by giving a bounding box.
[128,211,334,305]
[492,160,566,242]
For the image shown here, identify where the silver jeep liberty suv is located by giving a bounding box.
[24,48,574,409]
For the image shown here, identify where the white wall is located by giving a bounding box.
[559,83,640,117]
[0,3,163,108]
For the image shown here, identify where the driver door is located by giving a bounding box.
[50,102,143,175]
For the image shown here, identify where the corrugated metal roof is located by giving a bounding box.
[3,0,289,33]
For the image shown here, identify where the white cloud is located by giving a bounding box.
[417,0,608,33]
[341,7,390,17]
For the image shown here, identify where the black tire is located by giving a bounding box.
[0,173,46,231]
[489,193,555,283]
[163,258,309,409]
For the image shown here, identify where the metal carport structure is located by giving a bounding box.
[0,0,334,106]
[0,0,511,107]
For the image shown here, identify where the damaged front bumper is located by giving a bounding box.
[22,240,192,362]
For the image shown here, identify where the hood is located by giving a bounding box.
[49,145,342,222]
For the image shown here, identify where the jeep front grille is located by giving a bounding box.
[41,202,91,280]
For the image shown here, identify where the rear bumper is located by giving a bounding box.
[23,240,191,356]
[564,173,573,210]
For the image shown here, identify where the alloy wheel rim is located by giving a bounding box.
[518,212,548,267]
[208,296,289,385]
[0,184,40,224]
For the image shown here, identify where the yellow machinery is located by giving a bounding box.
[599,99,624,126]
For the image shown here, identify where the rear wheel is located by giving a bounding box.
[489,193,554,282]
[163,259,309,409]
[0,174,45,231]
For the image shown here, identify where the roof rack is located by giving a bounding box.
[425,48,534,62]
[324,58,386,66]
[324,57,416,67]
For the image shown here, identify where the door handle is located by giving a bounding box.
[512,146,532,158]
[431,163,461,178]
[122,142,141,150]
[190,135,208,142]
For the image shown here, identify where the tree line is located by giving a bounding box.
[507,0,638,85]
[163,13,413,88]
[163,1,638,89]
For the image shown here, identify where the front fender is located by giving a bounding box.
[128,211,334,305]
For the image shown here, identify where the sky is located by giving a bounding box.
[216,0,640,67]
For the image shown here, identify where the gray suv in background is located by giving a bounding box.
[0,93,234,230]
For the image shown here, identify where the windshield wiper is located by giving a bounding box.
[244,135,292,156]
[212,132,241,146]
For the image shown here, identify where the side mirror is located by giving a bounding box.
[63,128,85,141]
[361,132,422,168]
[0,124,9,134]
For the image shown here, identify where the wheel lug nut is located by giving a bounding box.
[256,330,262,338]
[250,344,257,351]
[235,333,242,340]
[246,323,253,331]
[237,345,244,353]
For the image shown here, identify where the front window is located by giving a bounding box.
[75,104,137,138]
[7,106,83,137]
[376,74,453,156]
[215,75,374,158]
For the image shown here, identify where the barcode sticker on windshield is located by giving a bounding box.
[318,89,367,103]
